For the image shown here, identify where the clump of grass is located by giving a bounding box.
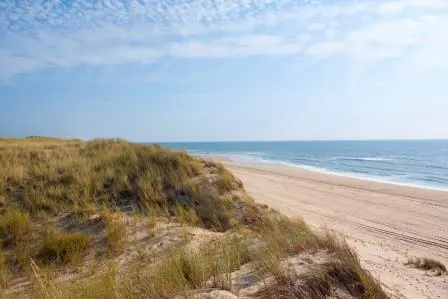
[316,231,387,298]
[103,214,127,253]
[209,236,252,290]
[405,256,446,274]
[259,214,318,255]
[36,231,91,265]
[31,260,120,299]
[192,191,237,231]
[148,237,251,297]
[175,204,200,226]
[0,208,32,246]
[254,215,387,299]
[215,170,239,193]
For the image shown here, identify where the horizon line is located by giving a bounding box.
[152,138,448,143]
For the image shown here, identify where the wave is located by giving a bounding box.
[330,156,394,162]
[224,154,448,192]
[186,149,448,192]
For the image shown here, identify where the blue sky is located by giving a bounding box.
[1,0,448,142]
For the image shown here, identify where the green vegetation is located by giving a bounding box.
[0,138,245,229]
[0,137,388,298]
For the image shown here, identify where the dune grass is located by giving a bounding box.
[0,138,204,214]
[0,138,243,230]
[254,215,388,299]
[0,208,32,246]
[103,214,127,253]
[405,256,446,275]
[36,230,91,266]
[27,216,388,299]
[0,138,389,298]
[25,236,251,299]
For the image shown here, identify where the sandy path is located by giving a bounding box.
[226,162,448,299]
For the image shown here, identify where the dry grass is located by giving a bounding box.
[0,253,10,289]
[405,256,446,275]
[146,217,157,238]
[0,208,32,246]
[103,214,127,253]
[0,138,245,231]
[141,236,251,297]
[0,138,204,215]
[36,230,91,266]
[0,137,390,298]
[175,204,200,227]
[30,260,119,299]
[26,236,251,299]
[254,215,388,299]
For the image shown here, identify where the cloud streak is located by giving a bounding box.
[1,0,448,80]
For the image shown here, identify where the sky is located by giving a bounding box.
[1,0,448,142]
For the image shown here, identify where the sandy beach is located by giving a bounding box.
[225,161,448,299]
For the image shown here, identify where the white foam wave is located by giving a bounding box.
[227,155,448,192]
[331,156,394,162]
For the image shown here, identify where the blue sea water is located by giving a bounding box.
[161,140,448,191]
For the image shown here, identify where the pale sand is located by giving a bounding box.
[225,161,448,299]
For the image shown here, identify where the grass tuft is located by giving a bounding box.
[149,236,251,297]
[103,213,127,253]
[405,256,446,274]
[254,215,388,299]
[0,208,32,246]
[36,231,91,265]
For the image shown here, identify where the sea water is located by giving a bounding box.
[161,140,448,191]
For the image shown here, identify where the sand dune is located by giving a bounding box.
[225,161,448,299]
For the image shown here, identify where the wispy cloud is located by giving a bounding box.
[1,0,448,80]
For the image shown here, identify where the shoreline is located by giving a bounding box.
[220,159,448,299]
[202,153,448,193]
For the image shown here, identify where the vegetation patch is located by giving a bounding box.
[254,215,387,299]
[0,138,391,298]
[0,208,32,246]
[405,256,446,275]
[103,213,127,253]
[36,231,91,265]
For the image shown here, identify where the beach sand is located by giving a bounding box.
[225,161,448,299]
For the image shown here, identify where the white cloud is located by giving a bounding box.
[1,0,448,80]
[377,2,407,14]
[305,41,345,57]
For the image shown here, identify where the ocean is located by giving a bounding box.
[161,140,448,192]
